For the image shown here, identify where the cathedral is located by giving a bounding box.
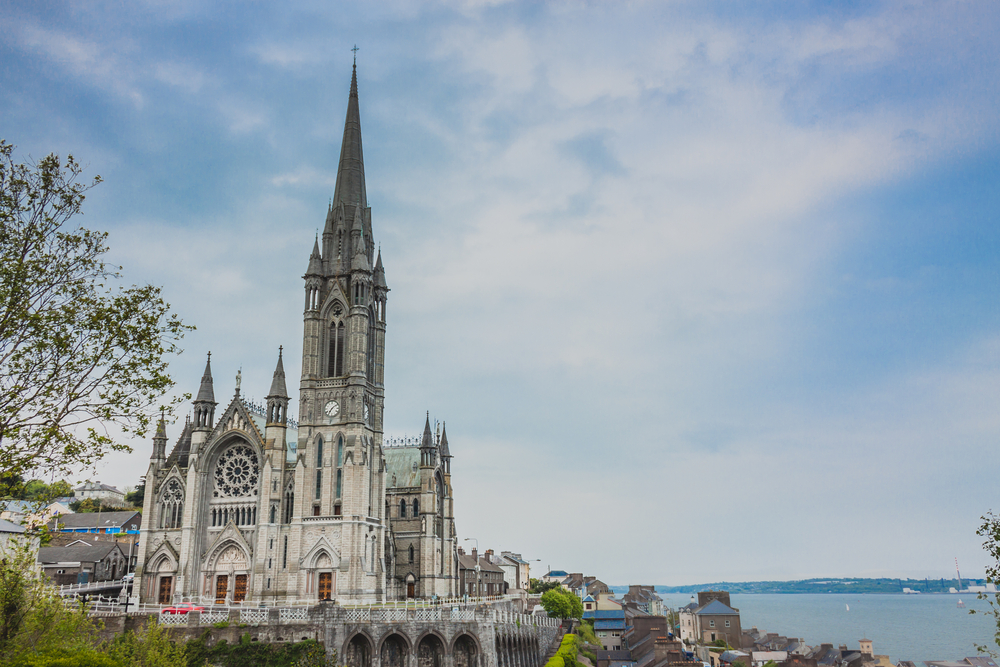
[135,63,459,605]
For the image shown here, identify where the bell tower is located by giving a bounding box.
[296,60,389,600]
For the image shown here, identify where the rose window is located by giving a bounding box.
[213,444,259,498]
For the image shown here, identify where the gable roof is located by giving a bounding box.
[53,511,141,531]
[38,542,123,564]
[0,518,26,534]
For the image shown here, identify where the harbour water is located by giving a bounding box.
[658,593,996,663]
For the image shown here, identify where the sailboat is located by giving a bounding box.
[958,599,966,608]
[846,604,850,611]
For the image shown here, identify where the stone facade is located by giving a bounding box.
[97,603,562,667]
[134,62,458,605]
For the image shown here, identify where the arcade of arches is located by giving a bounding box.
[341,631,539,667]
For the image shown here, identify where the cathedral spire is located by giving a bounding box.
[268,346,289,399]
[331,61,367,213]
[421,412,433,447]
[374,248,387,288]
[266,347,289,427]
[193,352,217,430]
[439,421,450,458]
[306,234,322,276]
[420,412,436,467]
[151,408,167,463]
[195,352,215,403]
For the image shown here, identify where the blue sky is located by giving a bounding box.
[3,0,1000,585]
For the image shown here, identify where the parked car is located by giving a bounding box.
[161,603,205,614]
[123,572,134,583]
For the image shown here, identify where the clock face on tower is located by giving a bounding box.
[324,400,340,419]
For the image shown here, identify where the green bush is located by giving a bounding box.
[545,634,579,667]
[8,649,120,667]
[576,621,600,647]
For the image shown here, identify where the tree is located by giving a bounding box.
[0,544,98,662]
[0,141,191,482]
[974,511,1000,655]
[529,578,562,594]
[540,588,583,619]
[124,478,145,508]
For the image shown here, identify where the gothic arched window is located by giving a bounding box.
[409,545,414,563]
[336,469,342,498]
[413,498,419,516]
[327,319,346,376]
[399,499,406,518]
[337,436,344,466]
[283,480,294,524]
[159,479,183,529]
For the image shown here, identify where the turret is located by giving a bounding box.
[191,352,217,453]
[305,236,323,311]
[265,347,290,444]
[150,410,167,468]
[420,412,436,468]
[439,422,451,474]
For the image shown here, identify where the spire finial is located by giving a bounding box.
[352,44,359,65]
[279,345,283,358]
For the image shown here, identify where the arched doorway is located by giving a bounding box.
[380,634,409,667]
[209,544,249,603]
[454,634,478,667]
[417,634,445,667]
[345,634,373,667]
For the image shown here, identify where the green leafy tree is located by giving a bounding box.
[0,544,98,662]
[21,480,72,501]
[974,511,1000,654]
[104,619,187,667]
[0,140,191,482]
[529,578,562,594]
[124,478,145,508]
[540,588,583,619]
[67,498,103,513]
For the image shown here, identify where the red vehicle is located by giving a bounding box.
[160,602,205,614]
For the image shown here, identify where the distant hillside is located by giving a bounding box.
[609,577,983,595]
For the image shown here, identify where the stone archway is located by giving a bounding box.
[454,634,478,667]
[417,634,445,667]
[380,634,409,667]
[346,634,373,667]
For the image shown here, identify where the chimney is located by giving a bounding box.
[486,549,494,558]
[472,548,478,559]
[458,547,464,555]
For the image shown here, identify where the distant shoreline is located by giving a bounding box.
[607,577,988,595]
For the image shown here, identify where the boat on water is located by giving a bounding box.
[958,599,966,608]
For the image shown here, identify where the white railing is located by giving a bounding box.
[158,613,187,626]
[414,607,441,621]
[240,608,268,625]
[374,608,408,622]
[451,609,476,621]
[202,609,229,624]
[279,607,309,623]
[344,608,370,622]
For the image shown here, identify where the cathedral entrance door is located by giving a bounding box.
[158,576,173,604]
[215,575,229,603]
[318,572,332,600]
[407,582,415,598]
[233,574,247,602]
